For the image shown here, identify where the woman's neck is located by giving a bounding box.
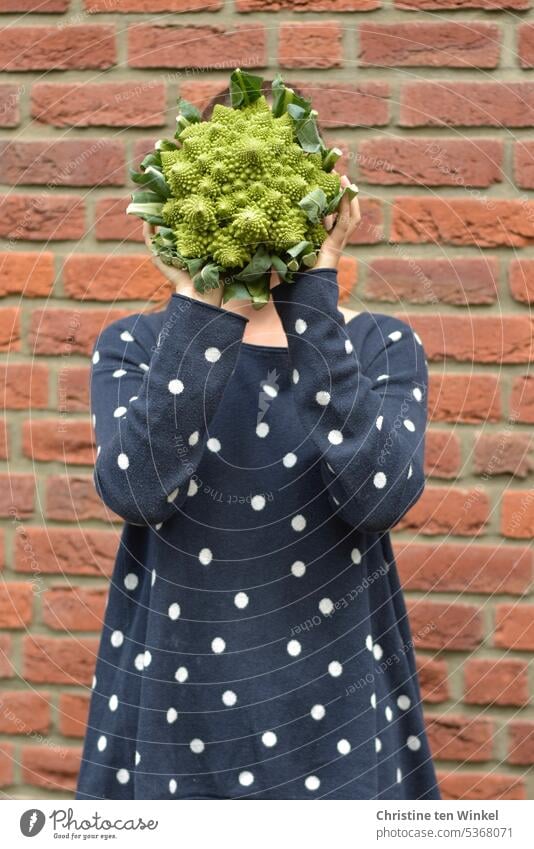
[225,296,288,348]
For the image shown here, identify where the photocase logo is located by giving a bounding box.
[257,369,280,427]
[20,809,46,837]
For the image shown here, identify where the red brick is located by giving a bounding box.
[42,586,107,631]
[366,256,498,305]
[518,24,534,68]
[397,486,490,536]
[291,81,390,127]
[0,140,125,187]
[508,721,534,765]
[0,691,50,734]
[87,0,220,7]
[348,198,383,244]
[64,254,171,302]
[0,308,20,352]
[95,196,144,242]
[23,419,94,465]
[511,376,534,424]
[177,79,229,113]
[0,419,8,460]
[58,367,90,413]
[401,314,533,364]
[46,475,120,522]
[407,599,483,650]
[359,138,502,188]
[514,141,534,190]
[501,491,534,539]
[128,24,266,69]
[29,307,128,356]
[32,81,166,128]
[509,258,534,304]
[464,659,529,707]
[424,430,462,479]
[396,542,532,595]
[23,635,99,685]
[397,0,528,6]
[0,0,68,8]
[360,22,500,68]
[438,770,525,801]
[58,692,90,738]
[279,22,343,69]
[428,373,500,423]
[0,582,33,628]
[337,256,357,303]
[21,745,81,792]
[0,634,13,679]
[0,26,116,71]
[0,84,21,127]
[0,252,54,297]
[416,655,450,703]
[0,363,48,409]
[474,432,533,478]
[0,474,35,518]
[426,714,494,762]
[0,194,84,241]
[15,527,118,577]
[238,0,379,7]
[401,81,534,128]
[495,604,534,650]
[0,743,14,788]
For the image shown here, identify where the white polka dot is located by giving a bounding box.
[205,347,221,363]
[291,560,306,577]
[263,383,278,398]
[91,675,97,690]
[376,415,383,431]
[175,666,188,683]
[111,630,124,648]
[408,463,413,479]
[168,602,181,621]
[124,573,138,591]
[287,639,301,657]
[190,738,204,754]
[155,523,162,531]
[311,704,325,721]
[166,487,179,503]
[239,770,254,787]
[385,706,393,722]
[139,363,149,372]
[414,332,423,345]
[290,514,307,533]
[117,453,129,470]
[319,597,334,616]
[207,437,221,453]
[283,452,297,468]
[328,660,343,677]
[326,462,335,474]
[234,592,249,609]
[376,374,389,382]
[374,471,387,489]
[370,692,377,709]
[113,405,127,418]
[143,650,151,668]
[211,637,226,654]
[251,494,266,511]
[397,767,403,783]
[109,694,118,711]
[134,653,145,671]
[167,707,178,724]
[413,387,423,402]
[188,431,199,446]
[375,737,382,753]
[96,445,101,458]
[403,419,415,432]
[92,350,100,364]
[199,548,212,565]
[169,779,177,794]
[135,750,141,766]
[407,735,421,751]
[295,318,307,335]
[151,569,156,586]
[262,731,277,747]
[129,396,138,403]
[168,379,184,395]
[328,429,343,445]
[305,775,320,791]
[120,331,134,343]
[222,690,237,706]
[397,694,411,711]
[351,548,362,565]
[373,643,383,661]
[316,390,330,406]
[337,739,351,755]
[345,339,353,354]
[292,369,299,384]
[117,768,130,785]
[365,634,373,652]
[92,413,96,428]
[113,368,127,378]
[256,422,269,438]
[187,479,198,497]
[388,330,402,342]
[97,735,107,752]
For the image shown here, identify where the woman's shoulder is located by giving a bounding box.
[93,309,162,358]
[342,307,425,363]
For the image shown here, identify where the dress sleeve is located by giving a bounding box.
[90,293,248,526]
[272,267,428,532]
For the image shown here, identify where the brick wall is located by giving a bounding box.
[0,0,533,801]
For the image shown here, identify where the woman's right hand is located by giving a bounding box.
[143,222,223,308]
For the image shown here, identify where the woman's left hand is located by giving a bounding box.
[316,174,360,270]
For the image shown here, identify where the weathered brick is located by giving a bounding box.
[23,419,94,465]
[23,635,99,685]
[464,659,529,707]
[397,486,490,535]
[401,81,534,128]
[509,259,534,304]
[0,634,13,679]
[238,0,379,8]
[495,604,534,650]
[29,308,128,356]
[0,474,35,518]
[0,308,20,352]
[290,81,390,127]
[511,376,534,424]
[63,255,170,302]
[337,256,358,303]
[0,419,8,460]
[58,693,90,738]
[0,140,125,187]
[428,374,500,423]
[0,691,50,734]
[360,22,500,68]
[426,714,494,762]
[57,367,90,413]
[397,0,528,7]
[0,582,33,628]
[513,141,534,190]
[0,0,68,8]
[14,527,118,576]
[279,22,343,69]
[424,430,462,479]
[474,432,533,478]
[0,252,54,297]
[366,256,498,305]
[87,0,220,8]
[21,745,81,792]
[0,195,84,241]
[401,314,533,364]
[0,26,116,71]
[518,24,534,68]
[32,82,166,128]
[407,600,483,650]
[416,655,450,703]
[508,722,534,765]
[0,84,21,127]
[0,743,14,788]
[501,491,534,539]
[438,770,526,801]
[0,364,48,410]
[42,586,107,631]
[95,197,144,242]
[46,475,120,522]
[128,24,266,69]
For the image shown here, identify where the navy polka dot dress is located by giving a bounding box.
[76,267,441,800]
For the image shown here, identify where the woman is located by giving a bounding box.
[76,105,440,799]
